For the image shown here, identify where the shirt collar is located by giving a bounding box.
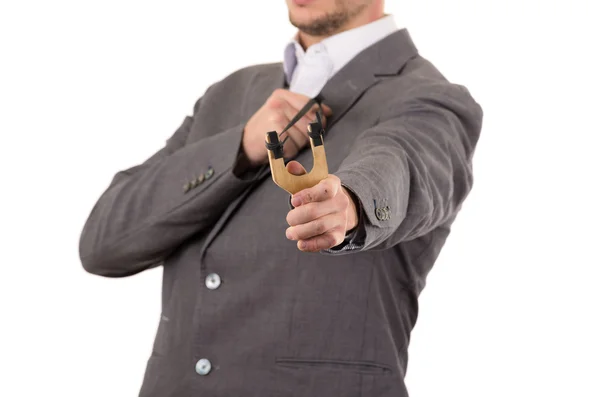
[283,14,399,84]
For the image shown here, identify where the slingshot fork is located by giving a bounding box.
[265,112,329,195]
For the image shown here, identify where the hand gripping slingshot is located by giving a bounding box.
[264,96,328,195]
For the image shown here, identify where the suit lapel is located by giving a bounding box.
[199,30,420,260]
[240,29,419,132]
[319,28,419,130]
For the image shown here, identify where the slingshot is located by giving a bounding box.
[264,97,329,195]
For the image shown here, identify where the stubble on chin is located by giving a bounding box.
[289,1,368,36]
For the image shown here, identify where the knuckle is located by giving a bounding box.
[266,96,282,109]
[338,192,350,207]
[321,182,335,199]
[297,119,310,133]
[333,230,345,246]
[292,126,309,141]
[300,239,311,251]
[268,113,285,125]
[305,205,317,220]
[327,234,339,248]
[275,113,288,124]
[315,220,326,235]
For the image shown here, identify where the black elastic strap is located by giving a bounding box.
[279,96,321,139]
[264,95,324,158]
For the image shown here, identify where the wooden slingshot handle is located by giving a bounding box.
[265,122,329,195]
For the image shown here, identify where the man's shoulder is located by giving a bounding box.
[212,62,282,89]
[231,62,283,77]
[391,55,472,99]
[192,62,282,115]
[374,54,483,124]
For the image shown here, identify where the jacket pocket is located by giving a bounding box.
[275,357,392,375]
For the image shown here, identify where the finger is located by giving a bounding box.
[283,129,308,158]
[273,89,333,118]
[291,175,341,206]
[320,111,329,128]
[305,112,327,131]
[276,90,332,122]
[284,102,320,130]
[297,228,346,252]
[274,89,312,111]
[279,102,326,155]
[276,107,310,156]
[277,99,306,128]
[284,113,325,157]
[286,199,338,226]
[277,96,325,132]
[289,113,314,137]
[286,213,343,241]
[285,109,322,148]
[286,161,307,176]
[321,103,333,117]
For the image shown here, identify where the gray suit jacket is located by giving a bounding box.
[79,29,483,397]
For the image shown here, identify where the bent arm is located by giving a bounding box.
[79,104,260,277]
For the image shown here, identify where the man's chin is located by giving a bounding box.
[290,0,317,6]
[289,16,314,31]
[290,12,328,33]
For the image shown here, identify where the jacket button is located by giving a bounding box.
[204,167,214,179]
[195,358,212,375]
[183,183,191,193]
[375,206,391,221]
[205,273,221,290]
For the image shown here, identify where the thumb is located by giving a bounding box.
[286,160,307,176]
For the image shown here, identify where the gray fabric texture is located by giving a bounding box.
[79,29,483,397]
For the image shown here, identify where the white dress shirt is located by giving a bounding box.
[282,15,400,249]
[283,15,400,98]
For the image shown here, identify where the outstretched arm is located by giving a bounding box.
[285,82,483,252]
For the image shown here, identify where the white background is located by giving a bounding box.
[1,1,599,396]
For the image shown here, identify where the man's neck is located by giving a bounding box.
[297,10,385,49]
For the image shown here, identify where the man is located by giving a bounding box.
[79,0,483,395]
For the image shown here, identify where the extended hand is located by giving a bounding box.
[285,161,359,252]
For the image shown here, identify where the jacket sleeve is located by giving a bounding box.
[79,97,263,277]
[323,81,483,253]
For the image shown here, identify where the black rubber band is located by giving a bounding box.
[265,95,325,158]
[279,97,319,138]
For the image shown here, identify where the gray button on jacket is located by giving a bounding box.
[79,29,483,397]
